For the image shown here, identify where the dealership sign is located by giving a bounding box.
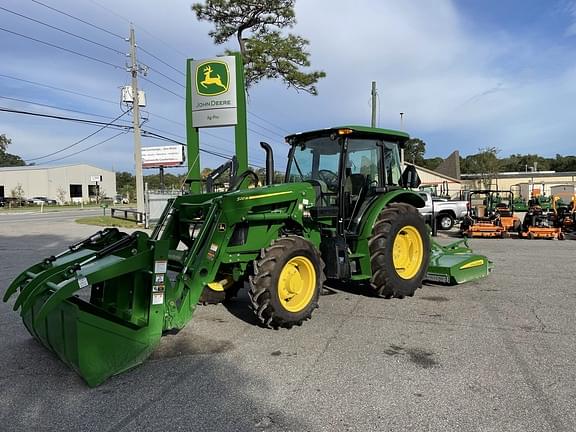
[190,56,237,128]
[141,145,185,168]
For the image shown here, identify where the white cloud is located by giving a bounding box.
[2,0,576,174]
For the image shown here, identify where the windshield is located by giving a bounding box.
[287,136,341,191]
[286,135,403,192]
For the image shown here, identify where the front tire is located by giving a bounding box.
[368,203,430,298]
[249,236,325,329]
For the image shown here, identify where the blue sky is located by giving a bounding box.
[1,0,576,174]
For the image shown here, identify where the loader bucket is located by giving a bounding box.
[21,292,163,387]
[425,239,492,285]
[4,230,168,387]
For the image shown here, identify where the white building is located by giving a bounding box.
[0,164,116,204]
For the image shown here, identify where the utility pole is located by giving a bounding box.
[128,24,145,216]
[370,81,377,128]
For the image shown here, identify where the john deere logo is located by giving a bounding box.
[196,61,229,96]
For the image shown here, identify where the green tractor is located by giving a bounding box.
[3,125,490,386]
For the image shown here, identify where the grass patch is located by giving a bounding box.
[75,216,140,228]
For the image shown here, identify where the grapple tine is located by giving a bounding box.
[3,263,46,303]
[33,277,83,328]
[15,267,68,312]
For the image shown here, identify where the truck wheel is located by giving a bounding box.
[368,203,430,298]
[249,236,325,329]
[437,214,454,230]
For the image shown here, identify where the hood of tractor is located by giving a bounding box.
[221,182,317,209]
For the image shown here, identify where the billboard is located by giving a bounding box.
[141,145,185,168]
[190,56,237,128]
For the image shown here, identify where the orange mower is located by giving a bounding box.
[519,199,563,240]
[460,190,521,238]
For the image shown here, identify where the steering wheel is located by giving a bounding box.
[317,169,338,190]
[229,170,260,191]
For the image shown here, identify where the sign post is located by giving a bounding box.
[185,54,248,193]
[90,175,103,204]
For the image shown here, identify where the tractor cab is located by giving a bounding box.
[284,126,420,234]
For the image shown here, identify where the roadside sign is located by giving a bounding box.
[142,145,185,168]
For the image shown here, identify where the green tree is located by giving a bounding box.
[192,0,326,94]
[11,183,25,201]
[0,134,26,167]
[56,187,67,205]
[116,171,135,198]
[550,154,576,172]
[404,138,426,165]
[421,157,444,171]
[499,153,549,172]
[0,134,9,152]
[461,147,500,188]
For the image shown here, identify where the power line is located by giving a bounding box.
[39,131,128,165]
[0,74,186,129]
[143,64,185,88]
[85,0,190,59]
[140,76,184,99]
[139,46,185,77]
[0,106,129,129]
[248,119,285,139]
[27,109,131,161]
[0,74,117,106]
[0,95,130,123]
[0,26,122,70]
[142,131,266,168]
[0,6,125,56]
[21,0,289,140]
[0,106,265,166]
[140,124,266,164]
[30,0,124,40]
[143,110,185,127]
[249,111,290,134]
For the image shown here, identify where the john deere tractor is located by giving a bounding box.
[3,125,490,386]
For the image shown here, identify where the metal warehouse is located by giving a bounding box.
[0,164,116,204]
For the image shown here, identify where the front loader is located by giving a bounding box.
[4,126,491,386]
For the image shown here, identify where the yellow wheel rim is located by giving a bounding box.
[392,225,424,280]
[277,256,316,313]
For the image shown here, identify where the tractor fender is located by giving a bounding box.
[357,190,425,241]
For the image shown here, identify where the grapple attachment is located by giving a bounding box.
[425,239,492,285]
[3,229,167,387]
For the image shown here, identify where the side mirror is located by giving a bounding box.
[401,164,421,189]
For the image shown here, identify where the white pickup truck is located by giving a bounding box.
[417,192,468,230]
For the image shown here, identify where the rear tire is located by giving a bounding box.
[249,236,325,329]
[368,203,430,298]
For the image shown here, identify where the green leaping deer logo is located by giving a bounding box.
[196,61,230,96]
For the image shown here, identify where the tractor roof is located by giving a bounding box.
[285,125,410,146]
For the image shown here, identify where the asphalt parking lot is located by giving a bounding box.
[1,214,575,432]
